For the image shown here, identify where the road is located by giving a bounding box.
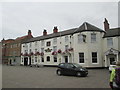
[2,65,110,88]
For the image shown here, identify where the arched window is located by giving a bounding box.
[47,56,50,62]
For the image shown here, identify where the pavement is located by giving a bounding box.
[2,65,111,88]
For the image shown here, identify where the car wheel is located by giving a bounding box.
[57,70,62,76]
[76,72,82,77]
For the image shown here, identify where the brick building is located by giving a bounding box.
[1,30,33,65]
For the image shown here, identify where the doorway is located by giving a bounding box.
[24,57,28,66]
[64,56,68,63]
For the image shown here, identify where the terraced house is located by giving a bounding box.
[2,30,33,65]
[21,19,120,68]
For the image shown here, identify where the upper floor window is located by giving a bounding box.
[78,34,86,43]
[65,45,69,50]
[46,41,51,46]
[41,40,44,46]
[35,49,37,53]
[53,38,57,44]
[91,33,96,43]
[65,36,69,42]
[35,41,37,46]
[41,48,44,53]
[53,46,57,51]
[107,38,113,47]
[29,43,32,47]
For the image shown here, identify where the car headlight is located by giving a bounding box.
[80,68,84,71]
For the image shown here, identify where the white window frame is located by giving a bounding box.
[91,33,96,43]
[53,38,57,44]
[65,36,69,42]
[107,38,113,47]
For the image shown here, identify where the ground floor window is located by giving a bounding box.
[41,57,44,62]
[92,52,97,63]
[32,59,34,63]
[54,56,57,62]
[35,57,37,62]
[79,53,84,63]
[47,56,50,62]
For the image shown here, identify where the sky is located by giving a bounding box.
[0,0,119,40]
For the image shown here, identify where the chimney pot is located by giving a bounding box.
[53,26,58,33]
[43,29,47,36]
[104,18,109,31]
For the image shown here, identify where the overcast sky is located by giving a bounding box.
[1,1,119,40]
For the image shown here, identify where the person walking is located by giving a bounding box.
[110,61,120,90]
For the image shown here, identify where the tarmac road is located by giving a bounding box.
[2,65,110,88]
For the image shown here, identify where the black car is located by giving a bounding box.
[56,63,88,77]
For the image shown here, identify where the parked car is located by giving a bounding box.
[109,61,116,73]
[56,63,88,77]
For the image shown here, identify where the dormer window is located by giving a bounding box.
[78,34,86,43]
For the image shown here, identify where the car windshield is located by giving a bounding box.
[73,63,82,68]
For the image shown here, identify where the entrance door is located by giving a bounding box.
[110,57,115,65]
[9,59,12,65]
[64,56,68,63]
[29,57,31,65]
[24,57,28,66]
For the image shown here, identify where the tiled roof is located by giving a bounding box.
[103,28,120,38]
[23,22,105,43]
[74,22,104,33]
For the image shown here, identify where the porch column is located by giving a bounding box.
[105,55,108,67]
[28,57,30,65]
[116,53,119,62]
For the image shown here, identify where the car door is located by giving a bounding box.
[65,64,76,75]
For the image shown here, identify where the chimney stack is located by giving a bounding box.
[53,26,58,33]
[43,29,47,36]
[28,30,32,36]
[104,18,109,31]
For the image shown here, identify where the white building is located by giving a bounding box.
[21,19,120,68]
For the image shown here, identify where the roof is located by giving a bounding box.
[23,22,104,43]
[16,35,30,40]
[74,22,105,33]
[103,28,120,38]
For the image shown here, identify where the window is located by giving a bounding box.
[29,43,32,47]
[65,45,69,50]
[78,34,86,43]
[65,36,69,42]
[47,56,50,62]
[79,53,84,63]
[107,38,113,47]
[46,41,51,46]
[41,41,44,46]
[91,33,96,43]
[41,48,44,53]
[29,49,32,53]
[35,41,37,46]
[53,38,57,44]
[35,49,37,53]
[54,56,57,62]
[41,57,44,62]
[32,59,34,63]
[53,46,57,51]
[35,57,37,62]
[92,52,97,63]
